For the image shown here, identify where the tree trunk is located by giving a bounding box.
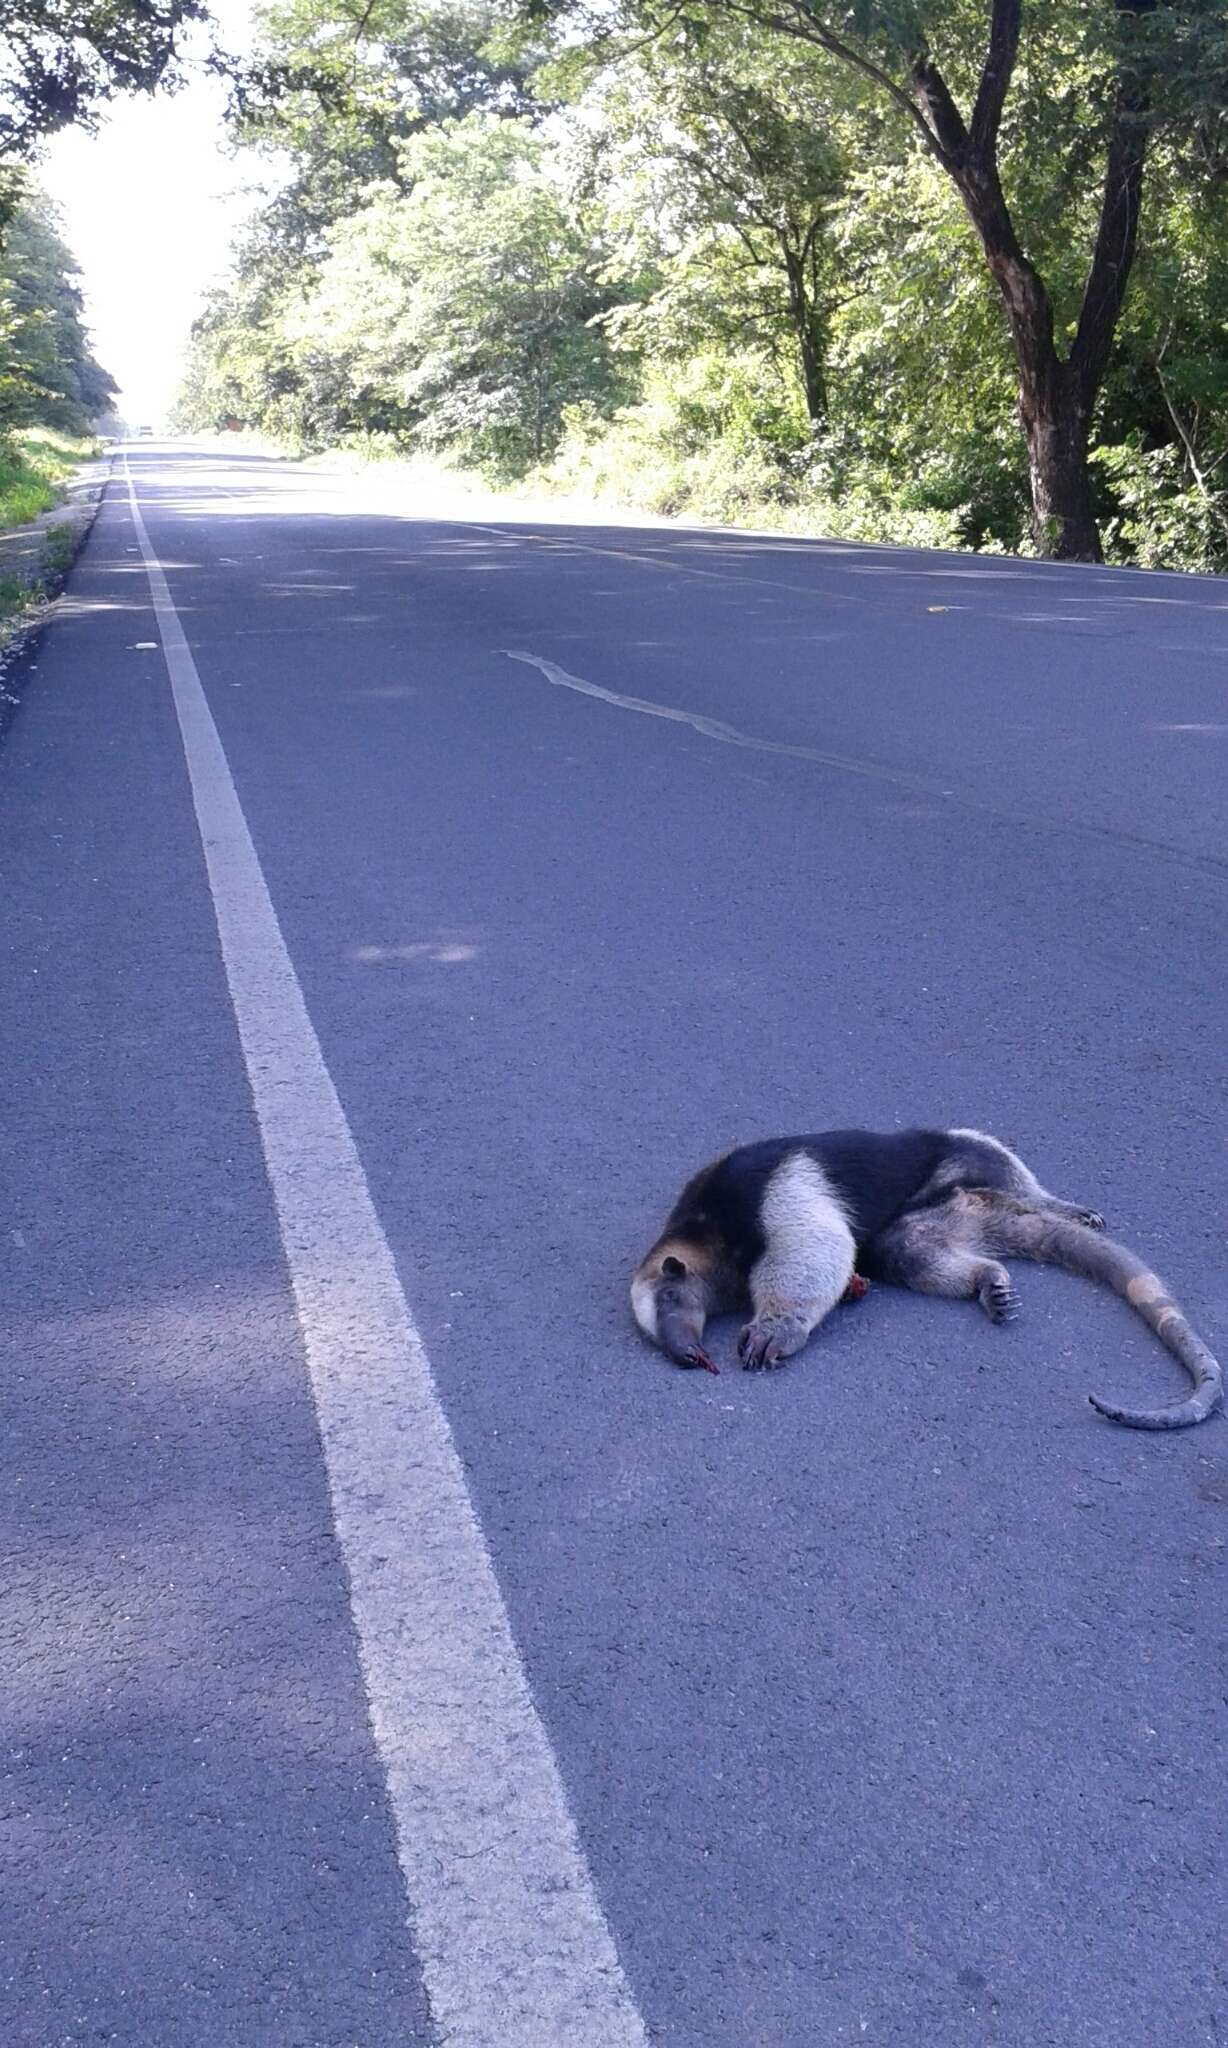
[939,150,1113,559]
[783,246,827,425]
[1018,363,1102,562]
[796,315,828,427]
[906,4,1153,564]
[958,173,1104,558]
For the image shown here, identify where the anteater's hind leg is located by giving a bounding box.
[968,1186,1104,1251]
[1038,1194,1107,1230]
[868,1194,1019,1323]
[901,1243,1018,1324]
[944,1131,1106,1231]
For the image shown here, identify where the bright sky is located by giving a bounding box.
[40,0,263,426]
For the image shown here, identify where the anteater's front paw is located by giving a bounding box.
[737,1313,808,1372]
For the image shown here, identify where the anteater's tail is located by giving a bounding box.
[992,1211,1222,1430]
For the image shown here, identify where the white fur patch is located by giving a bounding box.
[630,1272,659,1341]
[752,1152,855,1320]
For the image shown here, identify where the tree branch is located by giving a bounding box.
[581,3,690,72]
[712,0,957,168]
[347,0,381,44]
[673,141,779,232]
[718,98,780,186]
[908,49,971,168]
[1155,353,1228,528]
[969,0,1022,157]
[1069,0,1155,401]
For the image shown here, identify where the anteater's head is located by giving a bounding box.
[630,1240,719,1372]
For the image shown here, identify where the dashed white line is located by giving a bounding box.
[125,457,649,2048]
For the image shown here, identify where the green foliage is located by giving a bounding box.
[1096,442,1228,572]
[228,0,546,252]
[180,114,633,471]
[537,361,968,549]
[43,521,78,575]
[0,571,28,623]
[178,0,1228,570]
[0,426,96,530]
[0,196,117,436]
[0,442,57,526]
[572,20,867,424]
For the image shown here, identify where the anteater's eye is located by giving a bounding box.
[661,1255,687,1279]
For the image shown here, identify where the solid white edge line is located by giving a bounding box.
[123,455,648,2048]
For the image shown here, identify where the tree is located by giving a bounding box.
[0,194,117,430]
[179,115,633,468]
[0,0,207,156]
[308,117,630,464]
[584,22,855,423]
[178,0,1228,567]
[229,0,546,253]
[531,0,1228,560]
[1091,128,1228,564]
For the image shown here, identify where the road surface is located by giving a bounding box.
[2,444,1225,2048]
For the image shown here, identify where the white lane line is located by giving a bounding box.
[462,517,888,613]
[124,458,648,2048]
[502,645,947,795]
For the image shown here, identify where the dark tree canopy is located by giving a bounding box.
[0,0,208,156]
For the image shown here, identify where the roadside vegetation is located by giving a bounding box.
[0,196,116,439]
[1,0,1225,571]
[1,0,142,545]
[0,195,113,561]
[0,424,101,631]
[0,0,187,635]
[0,427,100,528]
[0,193,110,628]
[171,0,1228,570]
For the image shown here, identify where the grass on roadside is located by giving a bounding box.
[43,521,75,576]
[0,426,100,532]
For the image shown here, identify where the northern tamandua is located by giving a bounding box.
[631,1128,1222,1430]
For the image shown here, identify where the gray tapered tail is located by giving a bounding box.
[997,1214,1222,1430]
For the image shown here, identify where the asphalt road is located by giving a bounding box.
[2,443,1225,2048]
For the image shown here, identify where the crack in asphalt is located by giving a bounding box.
[501,647,1228,882]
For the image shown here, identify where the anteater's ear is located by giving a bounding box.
[661,1255,687,1278]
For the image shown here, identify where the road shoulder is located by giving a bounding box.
[0,446,117,721]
